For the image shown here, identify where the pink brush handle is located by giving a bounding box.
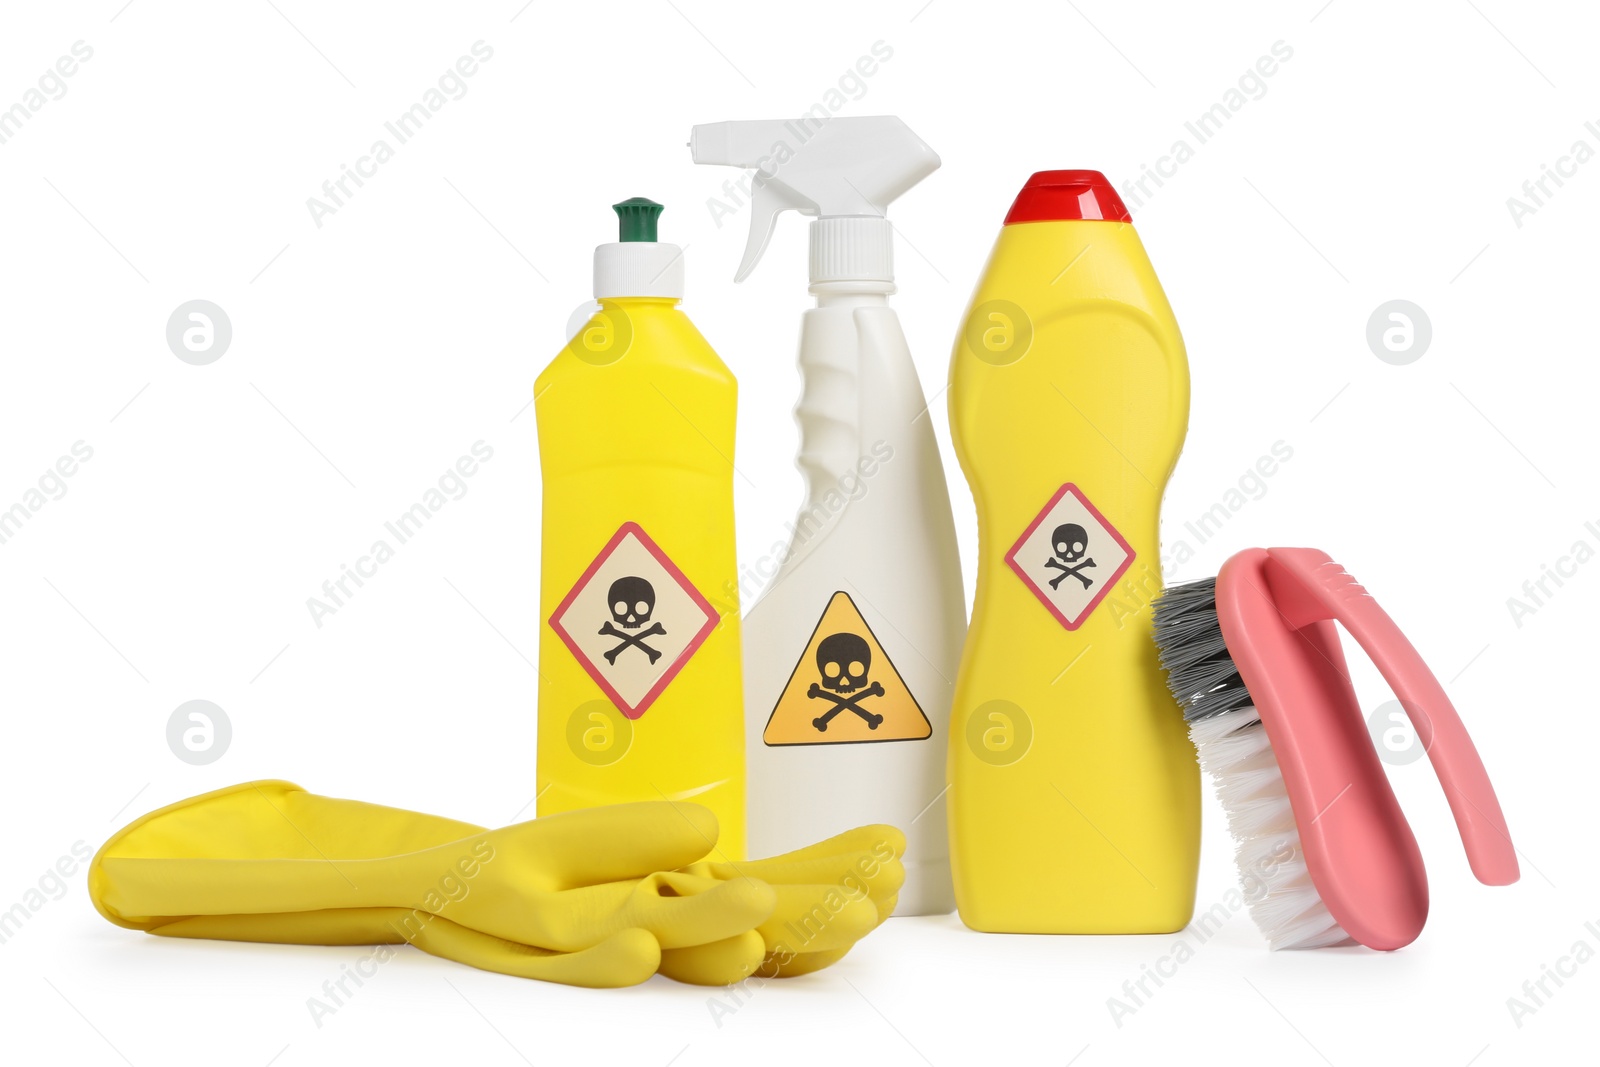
[1264,548,1519,886]
[1218,551,1422,949]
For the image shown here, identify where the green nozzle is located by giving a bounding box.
[614,197,664,242]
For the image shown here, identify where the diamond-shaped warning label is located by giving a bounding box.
[1005,483,1134,630]
[764,591,931,746]
[548,522,719,720]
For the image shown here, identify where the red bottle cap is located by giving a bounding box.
[1004,170,1131,224]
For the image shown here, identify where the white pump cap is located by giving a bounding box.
[593,197,684,300]
[689,116,939,286]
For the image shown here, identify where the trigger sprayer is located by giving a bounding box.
[691,117,965,915]
[691,116,940,285]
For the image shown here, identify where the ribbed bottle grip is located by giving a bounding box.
[795,368,860,507]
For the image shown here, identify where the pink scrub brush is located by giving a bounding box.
[1152,547,1518,950]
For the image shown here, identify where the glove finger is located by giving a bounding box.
[757,944,853,979]
[702,851,905,908]
[657,930,766,987]
[866,859,905,910]
[524,802,722,888]
[409,916,660,988]
[505,871,776,952]
[694,824,905,884]
[627,872,776,951]
[758,882,880,956]
[755,882,903,978]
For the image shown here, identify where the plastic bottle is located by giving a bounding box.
[947,171,1199,933]
[692,117,964,914]
[536,198,744,859]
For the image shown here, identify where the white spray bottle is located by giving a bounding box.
[692,116,964,914]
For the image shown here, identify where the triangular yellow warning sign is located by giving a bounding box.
[763,591,932,746]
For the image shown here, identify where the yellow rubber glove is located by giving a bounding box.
[90,781,772,988]
[91,782,905,988]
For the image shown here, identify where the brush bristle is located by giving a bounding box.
[1153,577,1353,951]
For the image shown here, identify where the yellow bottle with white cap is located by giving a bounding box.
[536,198,744,859]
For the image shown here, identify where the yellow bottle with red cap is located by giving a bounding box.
[946,171,1198,933]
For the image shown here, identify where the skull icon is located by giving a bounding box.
[1052,523,1088,564]
[806,631,885,731]
[817,632,870,693]
[1044,523,1096,590]
[608,576,655,629]
[599,575,666,665]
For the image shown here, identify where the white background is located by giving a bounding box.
[1,1,1594,1064]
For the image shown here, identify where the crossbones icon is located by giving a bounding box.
[1044,522,1096,590]
[600,621,666,665]
[808,680,885,731]
[599,575,666,665]
[806,632,884,731]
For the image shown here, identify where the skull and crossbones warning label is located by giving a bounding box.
[549,522,718,720]
[1006,483,1134,630]
[763,591,931,746]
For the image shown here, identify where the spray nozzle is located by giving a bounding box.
[690,116,940,284]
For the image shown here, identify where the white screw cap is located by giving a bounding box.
[594,242,684,300]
